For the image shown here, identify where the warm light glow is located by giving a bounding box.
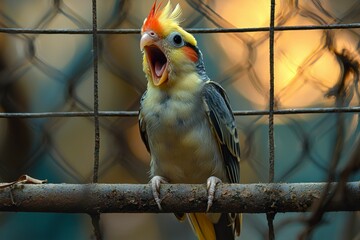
[214,0,270,29]
[213,1,355,109]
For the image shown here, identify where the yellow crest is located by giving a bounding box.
[142,1,197,46]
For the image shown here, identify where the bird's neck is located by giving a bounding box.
[148,71,203,98]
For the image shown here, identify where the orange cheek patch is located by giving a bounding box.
[183,46,198,63]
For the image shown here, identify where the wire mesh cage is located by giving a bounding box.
[0,0,359,239]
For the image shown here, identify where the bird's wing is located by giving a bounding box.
[202,81,240,184]
[139,90,150,153]
[201,81,242,237]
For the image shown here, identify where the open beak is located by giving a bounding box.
[140,32,169,86]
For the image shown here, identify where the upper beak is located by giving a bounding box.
[140,31,157,50]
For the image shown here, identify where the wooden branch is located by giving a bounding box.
[0,182,359,213]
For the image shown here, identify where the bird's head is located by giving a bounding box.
[140,1,201,87]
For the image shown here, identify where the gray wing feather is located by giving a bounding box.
[139,91,150,153]
[202,81,240,183]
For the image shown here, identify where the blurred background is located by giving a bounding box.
[0,0,359,239]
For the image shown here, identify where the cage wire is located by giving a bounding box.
[0,0,359,239]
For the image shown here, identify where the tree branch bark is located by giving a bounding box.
[0,182,359,213]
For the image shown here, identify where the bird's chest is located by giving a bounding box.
[142,90,222,183]
[144,92,205,147]
[151,96,196,129]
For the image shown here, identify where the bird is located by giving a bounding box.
[139,1,241,239]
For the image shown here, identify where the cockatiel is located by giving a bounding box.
[139,1,241,239]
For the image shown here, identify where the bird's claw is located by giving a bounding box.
[149,176,168,210]
[206,176,222,212]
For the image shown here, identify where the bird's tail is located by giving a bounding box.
[187,213,216,240]
[187,213,241,240]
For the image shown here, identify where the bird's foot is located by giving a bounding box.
[206,176,222,212]
[149,175,168,210]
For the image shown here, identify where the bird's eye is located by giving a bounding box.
[173,34,182,45]
[168,32,184,47]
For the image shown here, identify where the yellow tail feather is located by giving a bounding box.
[187,213,216,240]
[236,213,242,237]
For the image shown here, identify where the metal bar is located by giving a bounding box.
[268,0,276,183]
[92,0,100,184]
[0,111,138,118]
[0,106,359,119]
[0,23,360,34]
[188,23,360,33]
[90,213,102,240]
[267,0,277,238]
[91,1,102,239]
[0,182,359,213]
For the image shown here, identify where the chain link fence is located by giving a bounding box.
[0,0,359,239]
